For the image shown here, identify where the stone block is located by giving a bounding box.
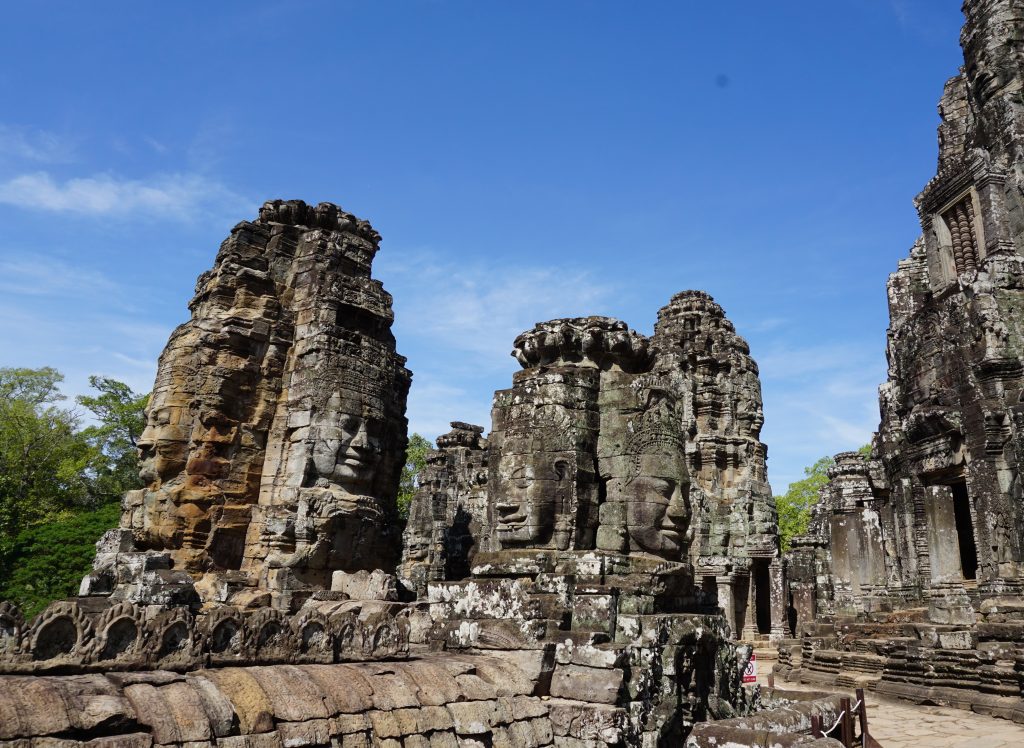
[247,666,332,722]
[278,719,332,747]
[427,733,460,748]
[340,733,371,748]
[368,710,401,739]
[363,665,421,710]
[448,700,497,735]
[217,735,283,748]
[197,668,275,734]
[331,714,371,735]
[185,675,235,737]
[402,659,464,705]
[331,570,398,601]
[123,682,212,744]
[417,705,455,733]
[301,665,374,714]
[547,699,627,742]
[549,664,624,705]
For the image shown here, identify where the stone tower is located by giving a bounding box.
[85,200,411,609]
[780,0,1024,716]
[402,295,782,639]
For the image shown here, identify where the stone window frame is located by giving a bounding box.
[931,187,986,285]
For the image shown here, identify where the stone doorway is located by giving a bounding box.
[753,559,772,635]
[950,480,978,581]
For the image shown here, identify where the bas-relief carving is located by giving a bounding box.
[620,422,692,558]
[481,304,772,575]
[85,200,410,606]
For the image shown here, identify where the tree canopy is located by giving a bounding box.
[76,375,148,501]
[0,368,148,614]
[397,433,434,519]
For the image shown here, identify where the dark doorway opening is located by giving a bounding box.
[702,576,719,606]
[787,591,798,636]
[951,480,978,581]
[753,559,772,634]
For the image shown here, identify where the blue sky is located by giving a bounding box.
[0,1,965,491]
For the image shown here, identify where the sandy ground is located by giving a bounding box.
[771,675,1024,748]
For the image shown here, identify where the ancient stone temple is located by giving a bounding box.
[397,421,489,598]
[415,310,768,742]
[401,298,783,642]
[80,200,412,611]
[779,0,1024,723]
[0,200,841,747]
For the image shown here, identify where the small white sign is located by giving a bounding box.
[742,653,757,683]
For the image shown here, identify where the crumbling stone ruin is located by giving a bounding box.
[0,199,837,746]
[80,199,412,612]
[397,422,489,598]
[401,298,783,642]
[779,0,1024,724]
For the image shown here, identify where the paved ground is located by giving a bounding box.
[773,676,1024,748]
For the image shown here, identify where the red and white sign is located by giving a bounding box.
[742,653,757,684]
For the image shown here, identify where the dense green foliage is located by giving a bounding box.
[775,455,834,552]
[0,368,147,615]
[397,433,434,518]
[0,368,93,544]
[774,444,872,552]
[76,375,148,500]
[0,501,121,617]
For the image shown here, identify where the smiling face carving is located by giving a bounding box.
[495,456,559,548]
[622,450,691,558]
[136,401,190,487]
[309,406,382,496]
[602,403,693,561]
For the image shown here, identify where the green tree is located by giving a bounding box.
[0,368,93,545]
[397,433,434,518]
[0,369,148,615]
[0,501,121,617]
[774,455,834,553]
[77,375,149,502]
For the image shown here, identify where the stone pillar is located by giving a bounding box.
[741,570,758,640]
[716,575,737,638]
[769,558,786,641]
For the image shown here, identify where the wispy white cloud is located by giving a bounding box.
[379,248,617,442]
[0,125,76,163]
[0,171,251,220]
[0,255,119,299]
[404,377,491,443]
[380,248,614,368]
[885,0,949,39]
[758,340,885,491]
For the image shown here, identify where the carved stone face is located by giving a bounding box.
[404,536,429,562]
[966,19,1024,107]
[136,402,189,486]
[495,456,559,548]
[621,451,691,559]
[310,409,382,496]
[968,50,1017,106]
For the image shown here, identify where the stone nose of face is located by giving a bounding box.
[136,427,156,452]
[666,484,689,522]
[347,421,369,449]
